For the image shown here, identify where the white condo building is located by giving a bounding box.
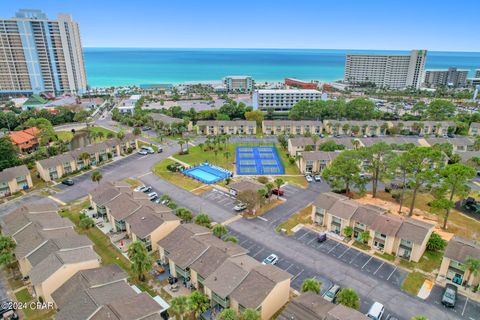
[0,9,87,97]
[253,89,322,112]
[344,50,427,89]
[423,67,469,88]
[476,69,480,78]
[223,76,253,93]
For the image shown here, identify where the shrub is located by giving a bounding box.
[427,232,447,251]
[257,176,268,184]
[343,226,353,238]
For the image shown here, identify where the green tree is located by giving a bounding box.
[322,150,366,194]
[127,241,153,281]
[361,142,394,197]
[337,288,360,310]
[176,208,193,223]
[274,178,284,199]
[411,316,429,320]
[465,257,480,285]
[91,171,103,184]
[241,308,260,320]
[360,231,370,244]
[237,190,261,213]
[0,137,19,171]
[345,98,375,120]
[0,235,16,267]
[218,308,238,320]
[301,278,321,294]
[80,152,90,166]
[388,152,414,213]
[224,235,239,244]
[188,291,210,319]
[133,127,141,136]
[212,224,228,238]
[79,215,95,229]
[343,226,353,238]
[170,296,190,320]
[117,130,125,141]
[194,213,211,228]
[435,163,475,228]
[426,232,447,251]
[424,99,456,121]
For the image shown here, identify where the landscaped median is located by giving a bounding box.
[275,205,313,235]
[401,271,428,296]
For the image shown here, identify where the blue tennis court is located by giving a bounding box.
[182,163,231,184]
[236,146,284,175]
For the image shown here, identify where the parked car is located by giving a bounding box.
[0,300,19,320]
[234,203,247,211]
[142,186,152,193]
[154,198,162,204]
[314,175,322,182]
[147,192,158,200]
[262,254,279,265]
[463,197,480,214]
[138,149,148,155]
[134,185,147,192]
[141,146,155,154]
[142,126,151,131]
[157,147,163,153]
[150,196,159,202]
[441,284,457,308]
[305,175,314,183]
[366,302,385,320]
[317,232,327,243]
[61,179,74,186]
[323,284,341,303]
[272,188,284,196]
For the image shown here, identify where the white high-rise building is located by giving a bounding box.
[344,50,427,89]
[0,9,87,97]
[475,69,480,78]
[253,89,322,112]
[423,67,469,88]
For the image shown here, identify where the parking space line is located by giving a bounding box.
[349,251,361,264]
[361,256,373,269]
[252,248,264,258]
[292,269,304,281]
[338,247,350,259]
[462,297,468,316]
[328,242,339,254]
[373,262,384,275]
[285,263,294,272]
[240,239,249,246]
[246,243,256,251]
[297,231,309,240]
[307,237,317,245]
[386,266,397,280]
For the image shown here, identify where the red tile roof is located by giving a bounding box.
[9,127,40,147]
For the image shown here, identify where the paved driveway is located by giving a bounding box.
[201,188,237,212]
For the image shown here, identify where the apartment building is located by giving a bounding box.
[118,94,141,114]
[312,192,435,262]
[0,165,33,197]
[287,137,354,156]
[438,236,480,287]
[1,203,100,303]
[36,135,138,181]
[9,127,41,153]
[387,120,456,136]
[323,120,385,136]
[469,122,480,136]
[423,67,469,88]
[476,69,480,78]
[425,137,475,152]
[297,151,340,174]
[253,89,322,112]
[278,292,369,320]
[223,76,254,93]
[158,224,291,320]
[196,121,256,135]
[262,120,323,135]
[89,181,180,252]
[0,9,87,96]
[52,265,165,320]
[149,113,193,131]
[344,50,427,89]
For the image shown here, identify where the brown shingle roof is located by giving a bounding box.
[328,199,359,220]
[396,218,434,244]
[0,165,29,182]
[351,205,386,226]
[125,206,178,239]
[301,151,340,162]
[444,236,480,263]
[369,215,403,237]
[314,192,349,211]
[278,292,334,320]
[105,193,142,220]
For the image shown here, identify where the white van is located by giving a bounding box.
[141,146,155,154]
[366,302,384,320]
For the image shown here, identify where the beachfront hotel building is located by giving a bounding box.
[0,9,87,97]
[476,69,480,78]
[344,50,427,89]
[223,76,254,93]
[253,89,322,112]
[423,67,469,88]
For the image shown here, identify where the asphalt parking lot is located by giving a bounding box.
[280,184,302,198]
[292,228,407,287]
[201,188,237,212]
[428,285,480,320]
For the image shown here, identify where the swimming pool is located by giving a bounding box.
[182,163,231,184]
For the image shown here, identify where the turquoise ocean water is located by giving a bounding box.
[84,48,480,87]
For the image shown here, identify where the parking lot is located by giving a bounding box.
[201,188,237,212]
[292,228,407,287]
[428,285,480,320]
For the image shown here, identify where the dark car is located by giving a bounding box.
[61,179,74,186]
[441,284,457,307]
[157,147,163,153]
[272,188,284,196]
[317,232,327,243]
[0,300,19,320]
[142,126,152,131]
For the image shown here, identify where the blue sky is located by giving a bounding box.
[4,0,480,51]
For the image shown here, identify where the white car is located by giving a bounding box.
[138,150,148,155]
[134,185,147,192]
[305,175,314,182]
[147,192,158,200]
[262,254,279,265]
[314,175,322,182]
[234,203,247,211]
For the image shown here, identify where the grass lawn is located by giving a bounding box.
[282,176,308,188]
[56,130,74,142]
[152,158,204,191]
[374,252,396,262]
[255,198,283,216]
[352,241,371,251]
[7,276,24,290]
[275,147,302,175]
[123,178,143,188]
[88,126,116,138]
[399,250,444,274]
[175,144,236,172]
[401,271,426,296]
[15,288,55,320]
[276,205,312,235]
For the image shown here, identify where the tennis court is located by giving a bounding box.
[236,146,284,175]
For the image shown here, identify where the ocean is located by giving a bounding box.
[83,48,480,88]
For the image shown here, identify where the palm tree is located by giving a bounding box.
[213,148,219,165]
[351,139,361,150]
[198,142,205,152]
[274,178,284,199]
[188,291,210,319]
[218,308,238,320]
[184,136,191,152]
[265,182,274,199]
[170,296,190,320]
[127,241,153,281]
[301,278,321,294]
[178,139,185,153]
[132,127,141,136]
[117,130,125,141]
[0,235,16,268]
[97,131,105,141]
[223,151,231,167]
[91,171,103,184]
[80,152,90,167]
[337,288,360,310]
[342,123,351,135]
[311,134,319,151]
[465,256,480,285]
[212,224,228,238]
[241,309,260,320]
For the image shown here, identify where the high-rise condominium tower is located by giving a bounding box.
[0,9,87,97]
[344,50,427,89]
